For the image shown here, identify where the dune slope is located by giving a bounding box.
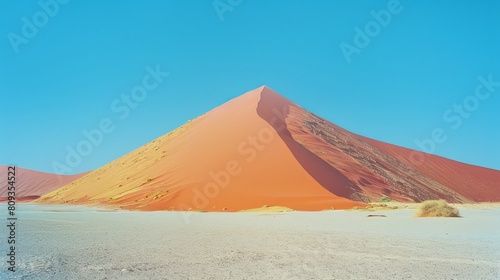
[0,166,87,201]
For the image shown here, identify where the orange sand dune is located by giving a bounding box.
[0,166,87,201]
[37,86,500,211]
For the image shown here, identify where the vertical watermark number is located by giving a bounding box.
[6,166,17,272]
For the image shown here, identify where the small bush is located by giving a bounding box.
[381,196,391,202]
[415,200,460,217]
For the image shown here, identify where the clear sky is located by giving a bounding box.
[1,0,499,174]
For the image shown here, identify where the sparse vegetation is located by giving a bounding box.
[415,200,460,217]
[381,196,391,202]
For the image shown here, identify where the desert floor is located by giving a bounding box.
[1,204,499,280]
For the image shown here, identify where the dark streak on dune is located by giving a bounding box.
[257,88,362,199]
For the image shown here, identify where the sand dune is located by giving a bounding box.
[36,86,500,210]
[0,166,87,201]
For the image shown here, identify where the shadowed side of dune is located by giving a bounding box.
[256,87,362,200]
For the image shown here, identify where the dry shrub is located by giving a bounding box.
[415,200,460,217]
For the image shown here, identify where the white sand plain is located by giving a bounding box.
[1,204,499,279]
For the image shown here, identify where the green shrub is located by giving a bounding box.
[415,200,460,217]
[381,196,391,202]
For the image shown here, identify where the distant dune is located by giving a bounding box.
[36,86,500,211]
[0,166,87,201]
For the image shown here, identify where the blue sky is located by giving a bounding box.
[1,0,499,174]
